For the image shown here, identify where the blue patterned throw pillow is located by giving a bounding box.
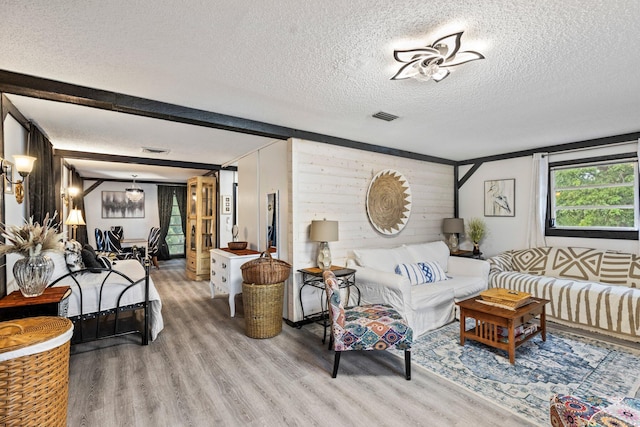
[395,261,448,285]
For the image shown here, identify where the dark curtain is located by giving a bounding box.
[71,169,88,246]
[157,185,175,260]
[175,185,187,242]
[27,124,56,224]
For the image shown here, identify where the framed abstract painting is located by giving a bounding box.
[484,179,515,217]
[101,191,145,218]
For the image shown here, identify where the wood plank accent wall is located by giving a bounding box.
[289,138,454,321]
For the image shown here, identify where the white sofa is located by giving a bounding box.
[346,241,490,337]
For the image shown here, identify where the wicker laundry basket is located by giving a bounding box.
[242,282,284,339]
[0,316,74,427]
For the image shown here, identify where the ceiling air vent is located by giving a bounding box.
[142,147,170,155]
[372,111,399,122]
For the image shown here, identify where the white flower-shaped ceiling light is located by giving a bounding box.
[391,31,484,82]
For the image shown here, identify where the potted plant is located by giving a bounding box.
[0,213,64,297]
[466,217,487,255]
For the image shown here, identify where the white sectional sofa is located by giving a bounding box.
[346,241,490,337]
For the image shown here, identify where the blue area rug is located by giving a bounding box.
[395,321,640,425]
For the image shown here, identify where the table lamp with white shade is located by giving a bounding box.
[310,220,339,270]
[65,209,86,241]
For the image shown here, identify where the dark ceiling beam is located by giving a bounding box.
[0,69,455,166]
[83,177,187,186]
[1,94,29,128]
[54,149,237,171]
[457,131,640,166]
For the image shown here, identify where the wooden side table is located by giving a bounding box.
[450,249,484,260]
[0,287,71,321]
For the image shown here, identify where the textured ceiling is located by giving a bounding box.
[1,1,639,180]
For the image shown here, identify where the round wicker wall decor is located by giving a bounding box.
[366,169,412,235]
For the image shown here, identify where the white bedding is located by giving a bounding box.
[8,254,164,341]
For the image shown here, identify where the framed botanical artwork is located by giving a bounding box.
[101,191,145,218]
[3,164,13,194]
[484,179,515,217]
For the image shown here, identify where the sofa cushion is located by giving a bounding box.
[353,246,411,273]
[404,241,450,272]
[490,270,640,338]
[510,246,640,287]
[411,275,486,307]
[395,261,448,285]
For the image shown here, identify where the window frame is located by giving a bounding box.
[545,153,639,240]
[166,193,186,256]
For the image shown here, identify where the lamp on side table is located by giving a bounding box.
[310,220,339,270]
[443,218,464,252]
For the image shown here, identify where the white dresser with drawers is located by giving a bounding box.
[209,248,261,317]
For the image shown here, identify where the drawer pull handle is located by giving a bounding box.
[221,277,227,282]
[211,258,216,263]
[221,263,227,269]
[211,271,216,276]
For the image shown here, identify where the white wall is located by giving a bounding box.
[458,157,531,257]
[238,137,453,322]
[459,144,639,258]
[83,180,160,247]
[3,114,29,286]
[286,138,453,322]
[238,150,261,248]
[218,170,236,247]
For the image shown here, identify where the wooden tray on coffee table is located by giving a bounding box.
[455,296,550,364]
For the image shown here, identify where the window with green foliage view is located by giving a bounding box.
[166,194,185,256]
[550,160,638,230]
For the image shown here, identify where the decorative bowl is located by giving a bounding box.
[228,241,248,250]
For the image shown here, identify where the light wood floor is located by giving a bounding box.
[67,259,537,427]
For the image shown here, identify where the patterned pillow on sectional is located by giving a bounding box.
[395,261,448,285]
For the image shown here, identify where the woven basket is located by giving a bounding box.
[242,282,284,338]
[240,251,291,285]
[0,316,74,427]
[228,241,248,250]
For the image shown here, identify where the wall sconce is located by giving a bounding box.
[61,186,80,207]
[1,155,37,204]
[310,219,339,270]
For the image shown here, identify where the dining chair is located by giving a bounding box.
[94,228,105,251]
[147,227,161,269]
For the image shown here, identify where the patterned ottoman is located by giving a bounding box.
[550,394,640,426]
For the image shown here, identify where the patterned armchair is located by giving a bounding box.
[323,270,413,379]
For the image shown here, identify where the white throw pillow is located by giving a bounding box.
[353,246,412,273]
[404,241,450,272]
[395,261,448,285]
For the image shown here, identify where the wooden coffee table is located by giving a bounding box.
[455,296,550,364]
